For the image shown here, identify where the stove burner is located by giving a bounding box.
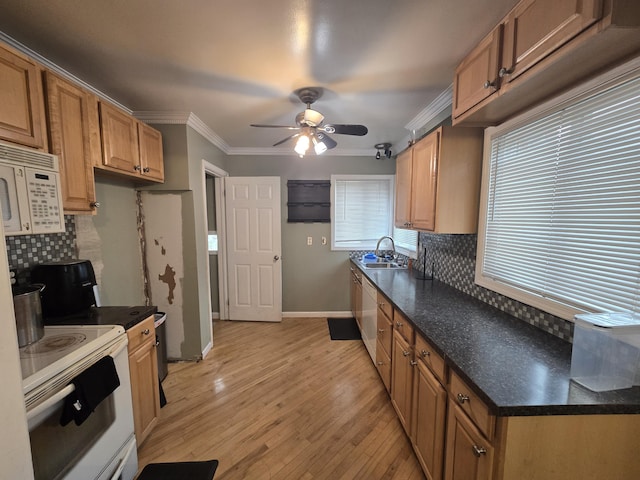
[21,333,87,356]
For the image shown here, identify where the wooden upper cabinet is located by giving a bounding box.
[99,101,140,174]
[452,24,503,119]
[501,0,602,83]
[395,126,483,234]
[0,44,46,149]
[138,122,164,181]
[44,71,98,214]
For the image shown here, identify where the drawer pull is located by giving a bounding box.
[457,393,470,404]
[472,445,487,457]
[421,349,430,357]
[402,350,410,357]
[142,328,150,335]
[410,360,418,366]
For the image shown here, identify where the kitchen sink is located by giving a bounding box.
[363,262,406,269]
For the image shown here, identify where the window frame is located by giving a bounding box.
[475,56,640,321]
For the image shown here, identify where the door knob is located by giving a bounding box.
[274,255,280,261]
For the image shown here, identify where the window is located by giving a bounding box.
[476,67,640,321]
[331,175,417,256]
[208,232,218,253]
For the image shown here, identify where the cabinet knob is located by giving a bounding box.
[483,80,496,89]
[396,321,403,327]
[421,349,430,357]
[457,393,470,404]
[378,329,385,334]
[410,360,418,366]
[402,350,410,357]
[377,361,384,366]
[142,328,150,335]
[472,445,487,457]
[498,67,513,78]
[134,165,142,171]
[90,201,100,209]
[143,167,150,173]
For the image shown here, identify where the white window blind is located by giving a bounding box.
[479,74,640,318]
[392,226,418,257]
[332,175,394,249]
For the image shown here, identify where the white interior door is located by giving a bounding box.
[225,176,282,322]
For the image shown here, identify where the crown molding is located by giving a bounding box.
[405,85,453,132]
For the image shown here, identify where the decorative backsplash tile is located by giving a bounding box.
[5,215,77,285]
[416,232,574,342]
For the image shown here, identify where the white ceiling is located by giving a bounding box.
[0,0,518,156]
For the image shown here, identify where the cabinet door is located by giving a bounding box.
[453,25,502,118]
[394,148,413,228]
[129,338,160,446]
[376,306,392,358]
[391,330,413,433]
[501,0,602,82]
[445,403,494,480]
[375,341,392,393]
[99,102,140,174]
[44,72,97,213]
[137,122,164,181]
[410,131,439,231]
[413,362,447,480]
[0,45,45,148]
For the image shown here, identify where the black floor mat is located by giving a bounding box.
[137,459,219,480]
[327,317,362,340]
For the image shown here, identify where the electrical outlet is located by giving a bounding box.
[321,236,327,245]
[307,236,313,246]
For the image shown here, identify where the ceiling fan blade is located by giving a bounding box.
[273,133,300,147]
[316,132,337,149]
[323,124,368,136]
[251,124,300,130]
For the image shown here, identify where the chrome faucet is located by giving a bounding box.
[375,236,396,260]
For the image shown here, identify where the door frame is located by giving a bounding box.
[201,160,229,323]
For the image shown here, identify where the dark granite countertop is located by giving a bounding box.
[44,305,158,330]
[352,260,640,417]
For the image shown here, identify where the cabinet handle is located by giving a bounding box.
[457,393,470,404]
[421,349,430,357]
[143,167,150,173]
[396,321,403,327]
[483,80,496,89]
[498,67,513,78]
[90,201,100,209]
[134,165,142,171]
[378,329,385,333]
[378,302,385,308]
[472,445,487,457]
[377,361,384,366]
[402,350,410,357]
[142,328,150,335]
[410,360,418,366]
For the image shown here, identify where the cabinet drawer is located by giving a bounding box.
[375,340,392,393]
[126,315,155,352]
[377,291,393,320]
[449,371,495,440]
[393,310,414,343]
[377,308,393,357]
[415,334,446,384]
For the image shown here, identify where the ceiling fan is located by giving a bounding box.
[251,87,368,156]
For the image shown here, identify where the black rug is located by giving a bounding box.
[327,317,361,340]
[137,459,219,480]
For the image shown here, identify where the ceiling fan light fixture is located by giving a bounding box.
[294,134,310,157]
[374,142,392,159]
[312,136,328,155]
[303,109,324,127]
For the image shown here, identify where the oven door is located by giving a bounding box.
[26,336,137,480]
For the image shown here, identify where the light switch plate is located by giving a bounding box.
[307,236,313,246]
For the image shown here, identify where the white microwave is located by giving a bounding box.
[0,141,64,235]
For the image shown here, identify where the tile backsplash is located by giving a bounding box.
[5,215,77,285]
[415,232,574,342]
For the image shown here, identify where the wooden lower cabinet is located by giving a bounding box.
[391,329,414,433]
[412,361,447,480]
[127,316,160,447]
[375,340,392,393]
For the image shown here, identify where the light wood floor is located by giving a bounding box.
[137,317,425,479]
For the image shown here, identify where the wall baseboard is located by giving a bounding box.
[282,311,353,318]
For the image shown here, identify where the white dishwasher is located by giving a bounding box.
[362,277,377,363]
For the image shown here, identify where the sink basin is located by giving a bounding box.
[363,262,406,269]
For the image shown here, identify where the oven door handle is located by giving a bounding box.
[109,437,137,480]
[27,383,76,428]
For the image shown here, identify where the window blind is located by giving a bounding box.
[333,177,393,249]
[481,75,640,316]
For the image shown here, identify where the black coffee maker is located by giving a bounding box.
[30,259,101,319]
